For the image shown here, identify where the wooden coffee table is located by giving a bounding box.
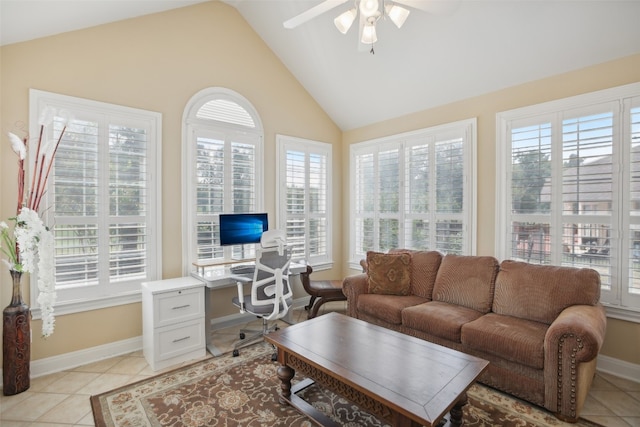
[265,312,489,427]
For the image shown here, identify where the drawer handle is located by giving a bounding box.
[173,336,191,343]
[172,304,191,310]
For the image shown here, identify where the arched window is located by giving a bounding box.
[182,88,263,273]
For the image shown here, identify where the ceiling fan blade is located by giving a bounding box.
[283,0,349,29]
[392,0,460,15]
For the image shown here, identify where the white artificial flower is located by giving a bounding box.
[0,221,7,230]
[38,106,56,127]
[14,208,46,273]
[36,230,56,337]
[12,207,57,336]
[8,132,26,160]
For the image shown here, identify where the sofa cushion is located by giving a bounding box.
[390,249,442,299]
[493,260,601,325]
[402,301,484,343]
[367,251,412,295]
[461,313,547,370]
[432,254,499,313]
[358,294,428,325]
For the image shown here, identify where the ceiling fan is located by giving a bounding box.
[283,0,459,54]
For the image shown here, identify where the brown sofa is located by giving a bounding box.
[343,250,607,422]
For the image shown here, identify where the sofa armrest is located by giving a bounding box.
[343,273,369,318]
[544,303,607,420]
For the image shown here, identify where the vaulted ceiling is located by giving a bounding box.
[2,0,640,131]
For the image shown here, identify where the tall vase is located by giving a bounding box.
[3,269,31,395]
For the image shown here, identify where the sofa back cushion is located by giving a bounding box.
[432,254,499,313]
[493,260,601,325]
[390,249,443,299]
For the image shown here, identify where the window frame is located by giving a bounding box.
[181,88,264,275]
[496,82,640,322]
[349,118,477,268]
[276,134,333,270]
[29,89,162,317]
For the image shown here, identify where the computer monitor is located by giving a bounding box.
[219,213,268,246]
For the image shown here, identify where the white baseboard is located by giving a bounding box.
[597,354,640,383]
[29,336,143,379]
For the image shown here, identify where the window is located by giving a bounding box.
[276,135,332,268]
[349,119,477,265]
[30,89,161,315]
[496,82,640,319]
[182,88,263,273]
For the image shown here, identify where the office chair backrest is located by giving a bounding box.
[249,231,292,319]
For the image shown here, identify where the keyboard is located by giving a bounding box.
[230,265,255,275]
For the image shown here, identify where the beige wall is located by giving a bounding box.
[0,2,342,362]
[0,1,638,369]
[342,54,640,365]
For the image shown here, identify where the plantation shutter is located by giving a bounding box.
[354,150,375,255]
[108,123,149,282]
[279,138,331,264]
[52,114,155,288]
[624,97,640,306]
[405,141,430,249]
[53,117,100,286]
[195,135,224,261]
[509,119,553,264]
[378,148,401,252]
[285,150,306,259]
[434,138,465,253]
[560,105,615,290]
[307,152,328,261]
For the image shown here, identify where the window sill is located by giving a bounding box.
[603,304,640,324]
[305,261,334,272]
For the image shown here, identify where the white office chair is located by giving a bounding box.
[231,230,292,358]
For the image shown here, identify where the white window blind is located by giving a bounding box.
[30,89,161,314]
[276,135,332,267]
[350,119,476,263]
[497,83,640,317]
[183,88,263,271]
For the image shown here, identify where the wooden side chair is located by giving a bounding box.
[300,264,346,319]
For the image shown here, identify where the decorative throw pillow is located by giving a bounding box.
[367,251,411,295]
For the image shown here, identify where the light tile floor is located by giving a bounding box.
[1,301,639,426]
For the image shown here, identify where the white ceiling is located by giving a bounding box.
[2,0,640,131]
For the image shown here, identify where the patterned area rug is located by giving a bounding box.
[91,343,601,427]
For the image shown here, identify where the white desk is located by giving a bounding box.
[190,261,306,356]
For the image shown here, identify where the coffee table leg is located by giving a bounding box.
[277,365,295,405]
[449,392,467,426]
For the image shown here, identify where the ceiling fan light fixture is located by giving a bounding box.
[359,0,380,18]
[334,8,357,34]
[361,22,377,44]
[386,4,410,28]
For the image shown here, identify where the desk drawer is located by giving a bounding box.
[156,319,205,361]
[155,287,204,327]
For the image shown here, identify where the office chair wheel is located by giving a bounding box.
[233,349,240,357]
[239,332,245,339]
[274,325,279,331]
